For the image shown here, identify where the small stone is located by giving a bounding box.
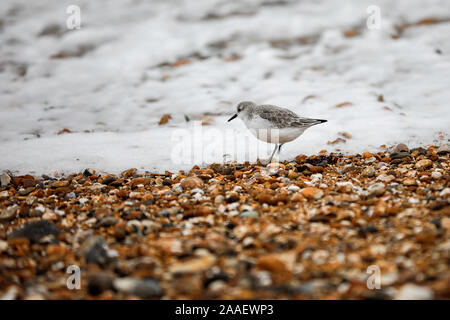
[208,280,227,293]
[365,156,377,164]
[362,152,372,159]
[415,159,432,170]
[155,177,164,187]
[302,187,324,200]
[312,249,329,264]
[287,185,300,192]
[255,254,292,281]
[0,286,19,300]
[380,272,399,287]
[101,176,116,185]
[0,240,8,252]
[83,168,94,177]
[191,188,204,194]
[390,152,411,160]
[297,280,329,295]
[226,192,240,203]
[394,143,409,153]
[121,168,137,178]
[42,209,57,220]
[18,187,34,196]
[0,204,18,220]
[376,162,389,169]
[0,190,9,199]
[441,217,450,229]
[126,220,142,233]
[195,205,213,216]
[431,171,442,180]
[157,209,170,217]
[88,184,106,192]
[361,225,378,234]
[114,277,162,298]
[308,165,324,174]
[82,236,115,266]
[65,192,76,200]
[51,180,69,188]
[129,177,150,188]
[376,174,395,183]
[403,178,417,186]
[257,191,277,205]
[295,154,307,163]
[338,131,352,139]
[129,191,142,199]
[1,173,11,187]
[395,284,433,300]
[288,170,298,179]
[158,113,172,125]
[361,166,375,177]
[26,196,37,205]
[240,211,259,218]
[172,184,183,193]
[113,223,127,240]
[33,205,46,215]
[87,273,115,296]
[437,144,449,154]
[180,176,203,189]
[367,183,385,197]
[22,178,36,188]
[214,195,225,205]
[440,188,450,198]
[99,216,118,227]
[169,255,216,274]
[271,162,287,169]
[336,181,353,192]
[210,163,234,175]
[8,220,60,243]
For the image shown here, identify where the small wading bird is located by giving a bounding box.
[228,101,327,163]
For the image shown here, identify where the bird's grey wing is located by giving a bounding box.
[256,105,301,128]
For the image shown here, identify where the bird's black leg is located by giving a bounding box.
[278,143,284,153]
[268,144,278,163]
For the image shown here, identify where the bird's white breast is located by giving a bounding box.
[243,115,305,144]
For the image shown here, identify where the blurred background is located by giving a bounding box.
[0,0,449,174]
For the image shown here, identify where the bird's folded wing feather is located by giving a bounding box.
[257,105,318,128]
[291,117,324,127]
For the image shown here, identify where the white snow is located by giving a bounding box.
[0,0,449,175]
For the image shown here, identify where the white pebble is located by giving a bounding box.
[395,284,433,300]
[440,188,450,197]
[431,171,442,179]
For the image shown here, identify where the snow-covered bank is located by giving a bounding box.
[1,0,449,175]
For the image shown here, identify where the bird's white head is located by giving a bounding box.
[228,101,255,122]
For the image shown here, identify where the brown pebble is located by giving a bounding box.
[51,180,69,188]
[302,187,324,200]
[394,143,409,153]
[415,159,432,170]
[180,176,203,189]
[362,152,372,159]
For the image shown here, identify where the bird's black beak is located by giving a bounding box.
[228,114,238,122]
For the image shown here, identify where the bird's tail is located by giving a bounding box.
[294,118,328,127]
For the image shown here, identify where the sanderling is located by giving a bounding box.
[228,101,327,163]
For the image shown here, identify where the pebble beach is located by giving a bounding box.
[1,144,449,299]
